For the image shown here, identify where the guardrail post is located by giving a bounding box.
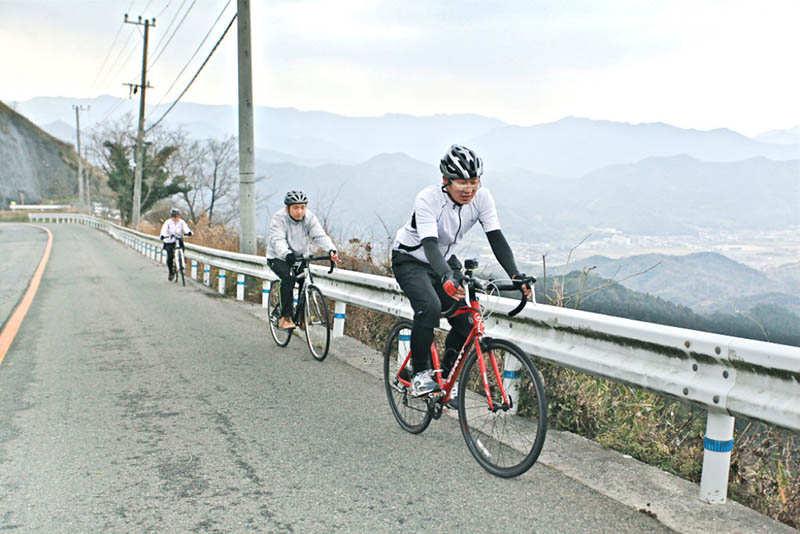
[502,353,523,415]
[699,410,735,504]
[398,326,411,368]
[262,280,270,308]
[203,264,211,286]
[333,301,346,338]
[236,274,245,300]
[218,269,226,294]
[191,260,198,279]
[161,249,166,264]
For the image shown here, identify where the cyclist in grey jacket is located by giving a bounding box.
[267,190,340,330]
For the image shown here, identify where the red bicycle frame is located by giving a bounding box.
[394,282,512,410]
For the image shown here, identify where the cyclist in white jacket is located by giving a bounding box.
[160,208,193,281]
[267,191,340,330]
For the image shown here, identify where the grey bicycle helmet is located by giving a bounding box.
[170,208,180,216]
[284,190,309,206]
[439,144,483,181]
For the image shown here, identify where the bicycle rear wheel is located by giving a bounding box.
[268,280,292,347]
[458,339,547,478]
[383,320,432,434]
[304,285,330,361]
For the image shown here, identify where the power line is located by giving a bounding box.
[91,22,125,89]
[97,25,138,89]
[150,0,232,113]
[148,0,188,63]
[148,0,198,70]
[146,12,237,133]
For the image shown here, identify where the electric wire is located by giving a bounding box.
[146,12,237,133]
[149,0,232,114]
[148,0,188,64]
[91,22,125,89]
[97,25,138,89]
[148,0,198,70]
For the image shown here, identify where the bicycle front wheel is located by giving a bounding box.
[178,250,186,286]
[383,320,432,434]
[458,339,547,478]
[268,280,292,347]
[304,285,330,361]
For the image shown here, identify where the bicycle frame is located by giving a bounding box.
[394,280,512,410]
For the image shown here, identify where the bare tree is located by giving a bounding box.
[204,135,238,225]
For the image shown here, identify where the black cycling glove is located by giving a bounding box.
[285,252,297,265]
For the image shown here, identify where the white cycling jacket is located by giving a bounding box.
[160,218,192,244]
[266,208,335,261]
[392,184,501,264]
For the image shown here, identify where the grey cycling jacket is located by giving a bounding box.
[266,208,335,261]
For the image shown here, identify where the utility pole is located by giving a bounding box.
[84,146,91,213]
[237,0,257,254]
[72,104,89,211]
[124,13,155,227]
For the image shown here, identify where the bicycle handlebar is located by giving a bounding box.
[442,274,536,318]
[293,254,335,274]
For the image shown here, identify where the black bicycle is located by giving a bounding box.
[170,234,189,286]
[268,255,335,361]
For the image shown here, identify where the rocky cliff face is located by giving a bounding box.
[0,101,78,207]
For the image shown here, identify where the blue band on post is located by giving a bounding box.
[220,274,226,279]
[334,313,346,319]
[704,437,734,452]
[237,281,244,285]
[263,289,269,293]
[503,370,522,379]
[399,334,411,341]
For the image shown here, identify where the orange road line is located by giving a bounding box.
[0,225,53,365]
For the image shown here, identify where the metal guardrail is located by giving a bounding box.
[31,213,800,504]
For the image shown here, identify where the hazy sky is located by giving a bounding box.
[1,0,799,136]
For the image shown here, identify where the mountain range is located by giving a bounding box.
[15,96,800,177]
[543,251,800,316]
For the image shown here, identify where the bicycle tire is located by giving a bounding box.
[178,250,185,286]
[304,285,330,361]
[268,280,292,347]
[383,320,433,434]
[458,338,547,478]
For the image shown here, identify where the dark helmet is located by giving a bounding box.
[439,144,483,181]
[170,208,180,216]
[284,190,309,206]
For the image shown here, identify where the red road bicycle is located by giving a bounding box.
[383,259,547,478]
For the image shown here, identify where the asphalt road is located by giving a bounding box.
[0,223,47,330]
[0,223,674,533]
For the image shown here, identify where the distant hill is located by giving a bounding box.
[756,126,800,145]
[572,155,800,234]
[538,270,800,347]
[542,251,800,316]
[0,101,78,207]
[765,261,800,289]
[254,152,800,242]
[470,116,800,177]
[16,96,800,175]
[40,119,77,144]
[255,152,436,238]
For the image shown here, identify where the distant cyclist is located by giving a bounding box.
[159,208,193,281]
[391,144,532,397]
[267,190,341,330]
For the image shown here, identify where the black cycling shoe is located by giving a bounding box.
[168,272,174,281]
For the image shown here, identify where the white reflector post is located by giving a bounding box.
[502,352,523,415]
[333,301,346,338]
[700,410,735,504]
[236,274,245,301]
